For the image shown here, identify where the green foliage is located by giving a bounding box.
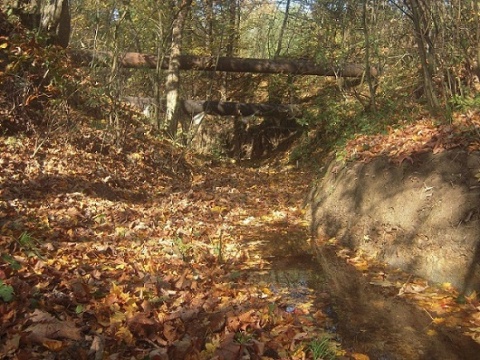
[172,236,193,262]
[234,331,254,345]
[290,88,416,165]
[17,232,44,260]
[1,253,21,270]
[0,280,14,302]
[309,337,336,360]
[450,95,480,112]
[210,144,227,160]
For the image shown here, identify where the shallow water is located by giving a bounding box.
[245,243,480,359]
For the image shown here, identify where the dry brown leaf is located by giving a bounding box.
[24,309,82,343]
[208,312,226,333]
[163,322,179,343]
[42,339,64,352]
[213,333,242,360]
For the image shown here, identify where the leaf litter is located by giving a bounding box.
[3,114,480,359]
[2,20,480,358]
[0,121,349,359]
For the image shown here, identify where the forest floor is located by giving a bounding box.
[2,112,480,360]
[0,120,341,360]
[2,12,480,358]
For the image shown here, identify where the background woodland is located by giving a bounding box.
[2,0,480,159]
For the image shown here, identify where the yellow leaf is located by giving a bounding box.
[0,43,8,49]
[110,311,126,324]
[261,287,272,295]
[466,291,478,302]
[211,206,228,214]
[351,353,370,360]
[441,282,453,290]
[116,326,135,344]
[432,317,445,325]
[111,282,124,296]
[205,342,217,352]
[427,329,437,336]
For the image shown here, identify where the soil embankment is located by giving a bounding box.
[309,149,480,293]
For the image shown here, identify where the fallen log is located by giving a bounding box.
[121,97,302,118]
[70,50,376,77]
[181,100,301,118]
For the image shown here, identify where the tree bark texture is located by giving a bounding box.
[165,0,192,136]
[406,0,440,111]
[70,51,377,78]
[7,0,70,47]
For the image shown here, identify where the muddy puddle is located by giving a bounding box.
[245,239,480,359]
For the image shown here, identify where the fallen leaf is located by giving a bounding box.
[115,326,135,345]
[351,353,370,360]
[42,339,64,352]
[24,309,82,344]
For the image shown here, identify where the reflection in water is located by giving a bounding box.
[243,254,333,327]
[244,247,480,360]
[315,246,480,360]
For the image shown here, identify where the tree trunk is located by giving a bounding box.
[475,0,480,79]
[7,0,70,47]
[40,0,70,47]
[165,0,192,137]
[406,0,440,112]
[274,0,290,58]
[71,51,376,78]
[362,0,376,111]
[153,5,167,130]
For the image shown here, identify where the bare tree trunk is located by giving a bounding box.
[153,6,167,130]
[40,0,70,47]
[7,0,70,47]
[107,8,128,147]
[475,0,480,79]
[165,0,192,138]
[226,0,238,58]
[406,0,440,112]
[274,0,291,58]
[205,0,214,51]
[219,0,239,102]
[362,0,376,111]
[271,0,292,105]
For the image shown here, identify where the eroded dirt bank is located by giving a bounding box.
[309,149,480,293]
[316,245,480,359]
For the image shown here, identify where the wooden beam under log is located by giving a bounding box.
[70,50,377,78]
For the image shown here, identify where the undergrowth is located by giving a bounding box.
[290,91,420,165]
